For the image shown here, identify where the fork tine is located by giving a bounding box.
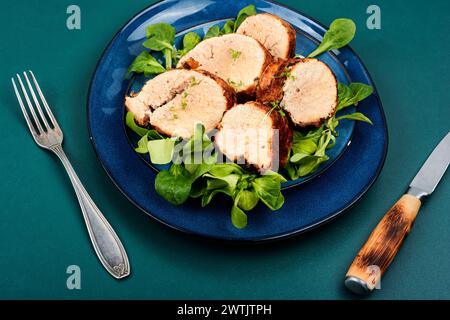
[12,78,40,137]
[16,74,45,134]
[29,70,60,130]
[23,71,51,130]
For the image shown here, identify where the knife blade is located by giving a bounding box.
[408,132,450,198]
[345,132,450,295]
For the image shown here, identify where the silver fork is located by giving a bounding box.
[12,71,130,279]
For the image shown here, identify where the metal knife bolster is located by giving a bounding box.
[407,132,450,201]
[406,186,429,200]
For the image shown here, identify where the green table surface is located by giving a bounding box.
[0,0,449,300]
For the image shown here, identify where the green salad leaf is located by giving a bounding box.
[125,112,164,139]
[308,18,356,58]
[126,111,174,162]
[183,32,201,50]
[148,139,176,165]
[150,123,287,229]
[155,164,193,205]
[222,20,236,35]
[234,4,257,31]
[337,83,374,111]
[208,163,244,177]
[203,4,256,39]
[144,23,176,50]
[264,170,288,183]
[237,189,259,211]
[201,187,233,207]
[231,202,248,229]
[125,112,149,136]
[126,51,166,78]
[176,32,202,60]
[155,125,213,204]
[204,25,221,39]
[134,134,149,154]
[144,23,176,69]
[336,112,373,125]
[252,176,284,211]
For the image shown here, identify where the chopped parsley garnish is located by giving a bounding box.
[276,67,296,81]
[230,49,242,62]
[227,78,244,89]
[181,91,189,110]
[189,76,201,87]
[270,101,286,117]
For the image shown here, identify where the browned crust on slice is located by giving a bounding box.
[257,58,338,128]
[218,102,292,171]
[130,114,149,127]
[179,57,200,70]
[250,102,293,168]
[273,110,293,168]
[194,69,237,110]
[259,13,296,59]
[256,58,290,104]
[237,41,273,101]
[125,69,236,132]
[124,95,150,126]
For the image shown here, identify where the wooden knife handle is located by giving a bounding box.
[345,194,421,294]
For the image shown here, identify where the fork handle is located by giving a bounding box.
[51,145,130,279]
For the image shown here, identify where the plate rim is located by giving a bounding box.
[86,0,389,243]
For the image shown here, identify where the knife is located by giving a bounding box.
[345,132,450,295]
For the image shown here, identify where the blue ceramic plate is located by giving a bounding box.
[87,0,388,241]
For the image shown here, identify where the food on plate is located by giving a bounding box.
[177,33,271,98]
[125,69,236,138]
[215,102,293,172]
[124,2,374,229]
[257,58,338,127]
[236,13,296,59]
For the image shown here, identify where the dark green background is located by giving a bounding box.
[0,0,449,300]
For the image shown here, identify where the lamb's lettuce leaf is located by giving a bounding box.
[176,32,202,60]
[308,18,356,58]
[234,4,257,31]
[336,112,373,125]
[144,23,176,69]
[155,164,193,205]
[231,202,248,229]
[125,112,164,139]
[126,51,166,78]
[148,139,176,165]
[204,25,220,39]
[203,4,256,39]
